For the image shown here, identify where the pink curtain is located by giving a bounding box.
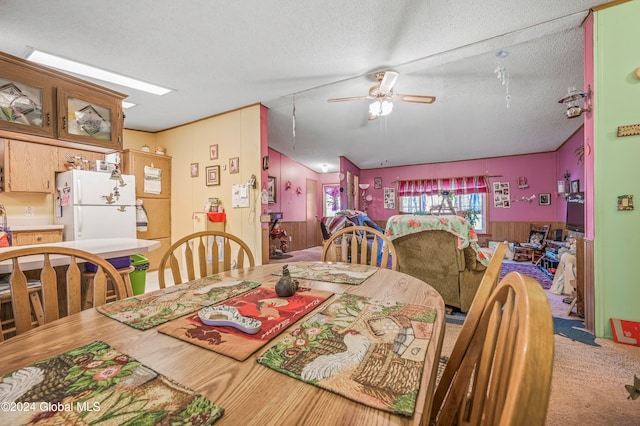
[398,176,489,196]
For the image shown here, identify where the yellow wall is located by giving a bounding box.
[123,104,264,263]
[0,192,53,225]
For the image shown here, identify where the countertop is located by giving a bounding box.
[7,225,64,231]
[0,238,161,273]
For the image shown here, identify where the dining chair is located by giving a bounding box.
[0,246,131,342]
[430,270,554,425]
[158,230,255,289]
[321,225,398,270]
[430,243,507,421]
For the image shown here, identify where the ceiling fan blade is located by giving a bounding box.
[379,71,399,93]
[393,94,436,104]
[327,95,370,103]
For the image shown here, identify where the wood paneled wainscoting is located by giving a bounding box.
[485,221,567,246]
[266,221,323,259]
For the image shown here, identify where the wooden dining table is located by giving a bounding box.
[0,262,445,426]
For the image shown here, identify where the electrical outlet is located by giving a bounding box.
[25,206,33,216]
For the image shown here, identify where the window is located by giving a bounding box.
[399,193,487,233]
[397,176,489,233]
[322,184,341,217]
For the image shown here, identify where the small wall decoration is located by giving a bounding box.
[617,124,640,137]
[206,165,220,186]
[374,177,382,189]
[517,176,529,189]
[267,176,277,203]
[618,194,634,211]
[538,193,551,206]
[190,163,199,178]
[384,187,395,209]
[209,144,218,160]
[229,157,239,174]
[571,179,580,193]
[262,155,269,170]
[493,182,510,208]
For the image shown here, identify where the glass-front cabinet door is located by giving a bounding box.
[0,68,56,139]
[57,86,123,150]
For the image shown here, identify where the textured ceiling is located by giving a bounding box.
[0,1,610,172]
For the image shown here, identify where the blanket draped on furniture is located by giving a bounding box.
[385,215,488,312]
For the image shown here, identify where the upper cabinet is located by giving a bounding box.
[0,51,126,151]
[57,86,123,150]
[0,60,56,139]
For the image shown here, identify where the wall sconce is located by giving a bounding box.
[557,171,571,198]
[558,85,591,119]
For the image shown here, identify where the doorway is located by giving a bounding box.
[306,178,318,248]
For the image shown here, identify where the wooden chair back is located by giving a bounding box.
[0,246,131,341]
[158,231,255,288]
[431,243,508,421]
[321,225,398,270]
[430,270,554,425]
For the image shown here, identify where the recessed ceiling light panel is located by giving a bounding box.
[27,49,173,96]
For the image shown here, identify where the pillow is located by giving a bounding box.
[529,231,545,249]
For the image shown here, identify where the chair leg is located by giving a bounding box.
[567,297,577,316]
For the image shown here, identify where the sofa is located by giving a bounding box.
[385,215,490,312]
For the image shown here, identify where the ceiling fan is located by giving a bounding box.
[327,71,436,120]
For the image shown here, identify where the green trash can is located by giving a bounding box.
[129,254,149,295]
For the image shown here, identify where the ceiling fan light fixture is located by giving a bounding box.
[369,99,393,117]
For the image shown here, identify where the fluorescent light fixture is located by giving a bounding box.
[122,101,136,109]
[27,49,173,96]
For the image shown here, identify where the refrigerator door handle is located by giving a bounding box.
[78,206,82,235]
[77,179,82,204]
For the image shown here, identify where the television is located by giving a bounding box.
[566,192,585,233]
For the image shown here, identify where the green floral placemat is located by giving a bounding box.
[272,262,378,285]
[258,293,437,416]
[0,341,223,425]
[98,276,260,330]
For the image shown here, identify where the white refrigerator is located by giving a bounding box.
[55,170,136,241]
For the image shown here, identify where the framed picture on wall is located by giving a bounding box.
[229,157,239,174]
[190,163,199,178]
[571,179,580,193]
[267,176,276,203]
[206,165,220,186]
[539,193,551,206]
[209,144,218,160]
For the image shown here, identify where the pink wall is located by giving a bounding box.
[268,141,583,228]
[266,149,322,222]
[555,127,585,223]
[583,13,595,239]
[360,152,566,223]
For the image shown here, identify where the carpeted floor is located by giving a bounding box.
[499,260,553,289]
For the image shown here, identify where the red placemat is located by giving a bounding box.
[158,287,333,361]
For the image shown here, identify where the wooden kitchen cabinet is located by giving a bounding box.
[121,150,172,199]
[11,229,63,246]
[0,51,126,152]
[0,139,57,193]
[122,149,172,271]
[0,57,56,139]
[57,86,123,150]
